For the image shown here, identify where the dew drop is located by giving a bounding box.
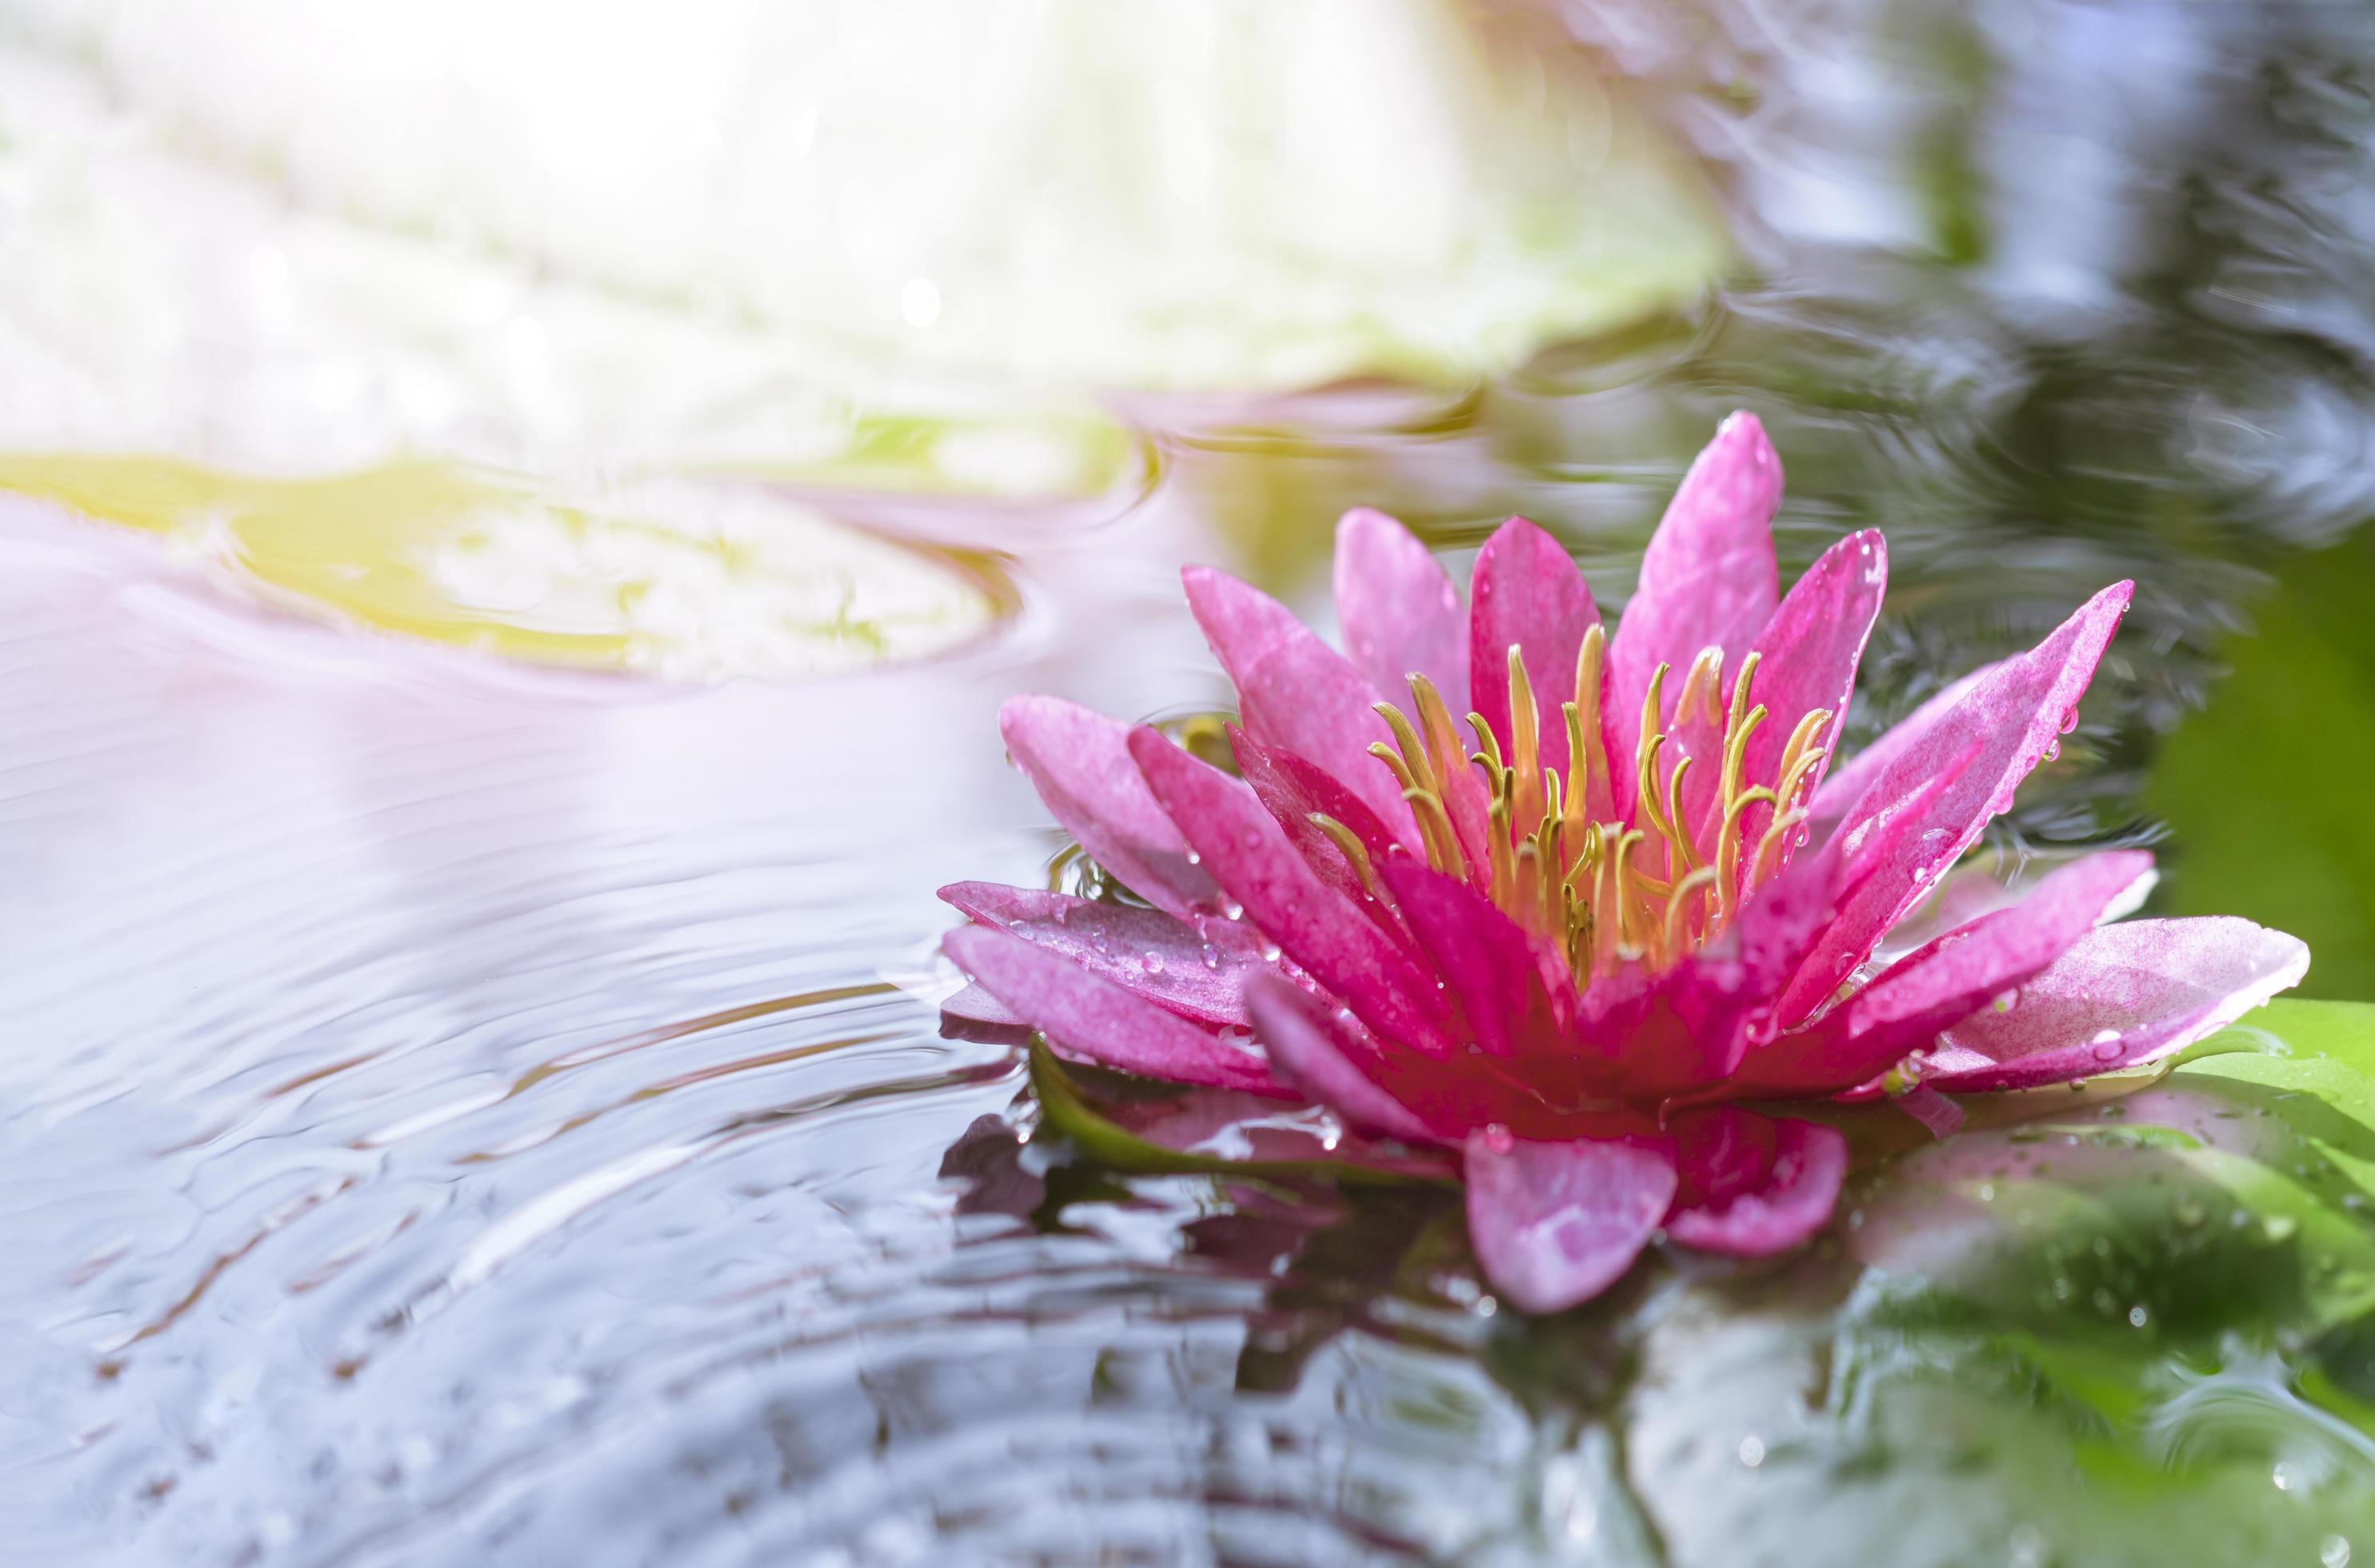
[1221,900,1245,921]
[1481,1123,1515,1155]
[1185,850,1202,866]
[2127,1304,2149,1329]
[1201,943,1222,970]
[1142,951,1165,976]
[1737,1436,1765,1468]
[1240,829,1264,850]
[1261,942,1283,963]
[2322,1534,2353,1568]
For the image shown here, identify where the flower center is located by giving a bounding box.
[1341,626,1831,986]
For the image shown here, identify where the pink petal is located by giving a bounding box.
[1336,506,1469,714]
[1607,757,1973,1102]
[1227,726,1405,912]
[1377,861,1573,1061]
[1468,517,1601,778]
[1608,412,1784,779]
[1183,566,1418,846]
[1241,972,1442,1145]
[1732,529,1887,871]
[939,881,1260,1029]
[1921,916,2310,1092]
[940,982,1026,1035]
[1000,696,1220,921]
[1775,582,2134,1023]
[1721,849,2156,1099]
[1462,1132,1679,1313]
[1127,727,1453,1055]
[1663,1108,1849,1257]
[943,924,1289,1094]
[1806,660,2001,851]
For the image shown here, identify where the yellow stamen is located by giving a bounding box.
[1367,741,1423,798]
[1405,787,1469,879]
[1752,807,1810,883]
[1663,752,1701,874]
[1309,813,1377,895]
[1408,676,1472,798]
[1677,646,1725,729]
[1507,645,1545,834]
[1716,785,1779,912]
[1571,625,1610,823]
[1485,793,1516,901]
[1774,709,1833,804]
[1373,702,1438,796]
[1513,841,1546,938]
[1664,865,1720,953]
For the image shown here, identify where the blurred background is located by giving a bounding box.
[4,2,2375,1563]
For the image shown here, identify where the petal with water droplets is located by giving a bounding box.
[1242,972,1441,1145]
[1463,1132,1677,1313]
[1000,695,1219,920]
[943,924,1289,1094]
[1921,916,2310,1092]
[939,881,1259,1028]
[1775,582,2134,1023]
[1608,412,1783,783]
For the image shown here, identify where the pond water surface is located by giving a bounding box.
[9,3,2375,1565]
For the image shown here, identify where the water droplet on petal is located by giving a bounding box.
[1221,900,1245,921]
[1261,942,1282,962]
[1184,850,1201,866]
[1142,951,1165,975]
[1481,1123,1515,1156]
[1201,943,1221,970]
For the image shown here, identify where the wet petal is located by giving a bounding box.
[943,925,1289,1094]
[1664,1108,1849,1257]
[1463,1132,1678,1314]
[1722,850,2157,1099]
[1183,565,1417,844]
[1336,506,1469,714]
[1921,916,2310,1092]
[1733,529,1887,866]
[1776,582,2134,1022]
[1377,861,1571,1060]
[1228,726,1404,910]
[1000,695,1219,920]
[1128,727,1452,1054]
[1469,516,1601,777]
[1242,972,1441,1145]
[1609,412,1783,773]
[939,881,1259,1028]
[1806,660,2001,851]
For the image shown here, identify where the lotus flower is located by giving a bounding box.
[940,414,2309,1313]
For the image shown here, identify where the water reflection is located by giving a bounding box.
[7,0,2375,1562]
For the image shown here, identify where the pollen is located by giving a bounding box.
[1372,629,1829,988]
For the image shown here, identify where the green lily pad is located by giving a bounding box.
[0,454,1006,678]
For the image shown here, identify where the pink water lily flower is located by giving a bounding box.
[940,414,2309,1314]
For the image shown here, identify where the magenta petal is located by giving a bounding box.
[1724,850,2156,1099]
[1468,517,1601,777]
[1377,861,1571,1059]
[939,881,1259,1029]
[1242,972,1441,1145]
[1921,917,2310,1092]
[1001,696,1220,920]
[1735,529,1887,860]
[1183,566,1418,846]
[1227,726,1405,913]
[1128,727,1452,1055]
[1336,506,1469,714]
[1462,1132,1678,1313]
[1806,660,2001,852]
[1664,1109,1849,1257]
[1776,582,2135,1022]
[942,925,1289,1094]
[1609,412,1784,773]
